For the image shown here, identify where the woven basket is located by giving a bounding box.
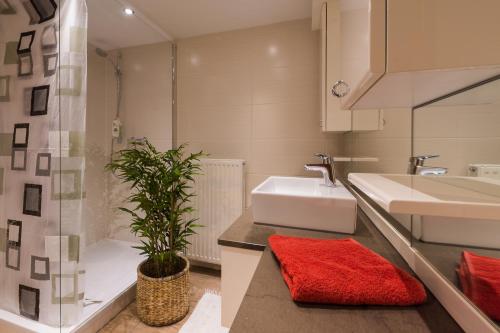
[136,257,190,326]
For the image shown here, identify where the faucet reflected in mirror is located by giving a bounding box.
[305,153,336,186]
[407,155,448,176]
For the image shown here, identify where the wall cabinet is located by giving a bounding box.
[315,0,500,109]
[320,0,383,132]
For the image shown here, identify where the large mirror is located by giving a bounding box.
[345,107,414,241]
[412,76,500,327]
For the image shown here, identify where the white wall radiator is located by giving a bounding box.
[185,159,245,264]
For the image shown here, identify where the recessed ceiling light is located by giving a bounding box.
[123,7,134,16]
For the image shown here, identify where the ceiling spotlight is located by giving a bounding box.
[123,7,134,16]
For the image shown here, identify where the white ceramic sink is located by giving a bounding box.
[413,215,500,248]
[349,173,500,247]
[251,176,357,233]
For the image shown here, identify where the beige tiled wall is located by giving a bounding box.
[107,42,173,242]
[84,44,109,245]
[108,42,173,153]
[348,82,500,177]
[176,19,344,206]
[414,103,500,176]
[85,42,173,244]
[347,108,412,174]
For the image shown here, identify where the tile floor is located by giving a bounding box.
[98,267,221,333]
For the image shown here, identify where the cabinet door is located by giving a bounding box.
[320,1,327,130]
[322,0,351,132]
[352,109,383,131]
[338,0,385,109]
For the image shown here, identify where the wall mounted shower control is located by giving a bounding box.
[112,118,122,139]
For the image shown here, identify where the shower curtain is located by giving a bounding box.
[0,0,87,327]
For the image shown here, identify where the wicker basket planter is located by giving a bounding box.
[136,257,190,326]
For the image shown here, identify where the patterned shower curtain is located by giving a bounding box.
[0,0,87,327]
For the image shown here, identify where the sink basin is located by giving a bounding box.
[251,176,357,233]
[414,215,500,248]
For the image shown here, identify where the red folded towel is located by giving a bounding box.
[268,235,427,306]
[457,251,500,321]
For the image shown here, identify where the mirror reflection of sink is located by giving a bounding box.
[251,176,357,233]
[413,215,500,248]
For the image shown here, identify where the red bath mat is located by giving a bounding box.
[268,235,427,306]
[458,251,500,321]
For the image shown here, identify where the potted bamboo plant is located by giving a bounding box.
[106,140,204,326]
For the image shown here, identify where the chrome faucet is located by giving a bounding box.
[305,153,336,186]
[407,155,448,176]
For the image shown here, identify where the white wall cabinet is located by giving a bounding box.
[320,0,383,132]
[315,0,500,110]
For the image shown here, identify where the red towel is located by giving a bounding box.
[268,235,427,306]
[457,251,500,321]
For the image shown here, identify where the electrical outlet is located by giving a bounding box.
[468,164,500,179]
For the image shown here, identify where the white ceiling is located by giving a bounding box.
[87,0,312,50]
[87,0,168,51]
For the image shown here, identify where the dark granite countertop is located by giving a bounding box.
[218,209,463,333]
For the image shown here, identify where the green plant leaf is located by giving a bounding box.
[106,140,206,278]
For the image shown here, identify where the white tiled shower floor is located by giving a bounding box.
[0,239,144,333]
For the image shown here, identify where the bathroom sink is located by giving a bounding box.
[413,215,500,248]
[251,176,357,233]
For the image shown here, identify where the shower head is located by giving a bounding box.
[95,48,122,77]
[95,48,108,58]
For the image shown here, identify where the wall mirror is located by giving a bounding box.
[411,76,500,327]
[345,107,413,243]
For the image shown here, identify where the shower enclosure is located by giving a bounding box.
[1,0,173,331]
[0,0,88,330]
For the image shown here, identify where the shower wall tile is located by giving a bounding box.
[84,44,108,246]
[85,41,173,243]
[177,19,344,207]
[108,42,173,153]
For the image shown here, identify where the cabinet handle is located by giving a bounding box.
[331,80,350,98]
